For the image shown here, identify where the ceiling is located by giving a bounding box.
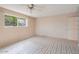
[0,4,79,18]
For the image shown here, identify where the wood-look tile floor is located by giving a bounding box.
[0,36,79,54]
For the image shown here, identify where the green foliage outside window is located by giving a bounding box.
[5,15,17,26]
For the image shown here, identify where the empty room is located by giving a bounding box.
[0,4,79,54]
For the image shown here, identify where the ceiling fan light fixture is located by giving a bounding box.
[27,4,34,10]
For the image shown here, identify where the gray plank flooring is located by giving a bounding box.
[0,36,79,54]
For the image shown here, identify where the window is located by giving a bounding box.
[5,15,17,26]
[5,15,28,27]
[17,18,26,27]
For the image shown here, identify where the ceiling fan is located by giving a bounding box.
[27,4,34,10]
[26,4,45,13]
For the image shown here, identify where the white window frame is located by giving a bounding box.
[4,15,28,27]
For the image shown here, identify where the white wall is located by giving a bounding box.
[0,7,36,48]
[36,16,77,40]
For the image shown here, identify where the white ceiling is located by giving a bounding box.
[0,4,79,18]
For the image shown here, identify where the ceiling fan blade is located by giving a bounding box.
[33,4,46,11]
